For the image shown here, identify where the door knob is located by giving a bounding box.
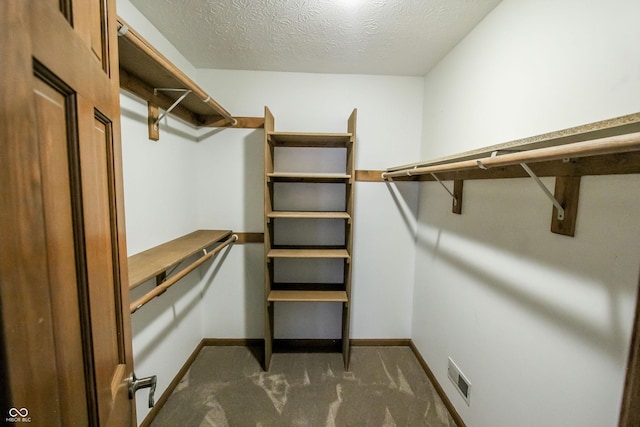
[128,372,157,408]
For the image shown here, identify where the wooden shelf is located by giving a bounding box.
[383,113,640,237]
[268,132,352,147]
[267,248,350,259]
[116,17,263,134]
[387,112,640,172]
[267,172,351,183]
[272,282,345,291]
[128,229,231,289]
[268,290,348,302]
[267,211,350,220]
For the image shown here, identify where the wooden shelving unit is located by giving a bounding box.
[116,16,263,140]
[128,229,232,290]
[264,107,357,370]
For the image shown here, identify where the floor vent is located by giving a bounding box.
[448,357,471,405]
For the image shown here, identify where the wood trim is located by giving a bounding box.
[355,170,416,182]
[202,338,264,347]
[452,180,463,215]
[356,170,385,182]
[264,107,275,370]
[408,340,466,427]
[350,338,412,346]
[388,113,640,171]
[201,116,264,128]
[147,102,159,141]
[619,271,640,427]
[139,340,206,427]
[551,176,581,236]
[234,232,264,244]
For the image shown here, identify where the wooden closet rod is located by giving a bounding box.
[130,234,238,314]
[383,131,640,179]
[116,17,237,126]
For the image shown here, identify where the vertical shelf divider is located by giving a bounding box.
[263,107,275,370]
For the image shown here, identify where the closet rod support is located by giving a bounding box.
[203,95,238,126]
[520,162,565,220]
[430,173,457,206]
[117,24,129,37]
[153,88,192,129]
[477,150,499,170]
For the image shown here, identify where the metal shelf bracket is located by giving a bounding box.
[430,173,457,206]
[153,88,192,129]
[520,163,565,220]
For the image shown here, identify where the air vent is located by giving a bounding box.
[448,357,471,405]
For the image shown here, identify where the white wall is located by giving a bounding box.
[194,69,423,339]
[117,1,207,424]
[118,0,424,422]
[414,1,640,426]
[121,91,205,425]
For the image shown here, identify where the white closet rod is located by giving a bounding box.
[130,234,238,314]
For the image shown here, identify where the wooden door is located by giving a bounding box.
[0,1,134,426]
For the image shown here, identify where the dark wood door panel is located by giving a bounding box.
[79,108,128,425]
[34,74,90,426]
[31,2,114,110]
[1,1,134,426]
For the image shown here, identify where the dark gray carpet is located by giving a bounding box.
[151,346,456,426]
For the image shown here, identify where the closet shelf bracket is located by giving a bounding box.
[117,24,129,37]
[117,16,262,141]
[153,88,192,129]
[520,162,565,220]
[430,173,457,206]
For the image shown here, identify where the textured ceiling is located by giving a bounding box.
[130,0,501,76]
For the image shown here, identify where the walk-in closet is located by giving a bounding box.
[2,1,640,426]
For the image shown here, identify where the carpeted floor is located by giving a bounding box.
[151,346,456,426]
